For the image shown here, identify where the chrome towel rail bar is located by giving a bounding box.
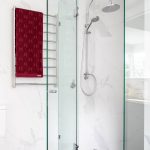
[43,31,56,34]
[16,83,57,86]
[43,40,57,43]
[43,14,57,18]
[43,22,57,27]
[43,48,56,51]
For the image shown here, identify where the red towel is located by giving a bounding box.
[15,8,43,77]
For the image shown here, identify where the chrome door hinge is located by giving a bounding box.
[74,6,79,18]
[70,80,76,89]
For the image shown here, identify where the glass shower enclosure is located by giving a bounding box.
[58,0,78,150]
[125,0,150,150]
[47,0,78,150]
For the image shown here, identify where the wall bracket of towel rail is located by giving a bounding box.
[12,9,59,88]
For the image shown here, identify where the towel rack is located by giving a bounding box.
[43,14,57,18]
[13,10,59,88]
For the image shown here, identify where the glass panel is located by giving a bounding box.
[0,0,47,150]
[58,0,77,150]
[144,1,150,150]
[125,0,150,149]
[47,1,59,150]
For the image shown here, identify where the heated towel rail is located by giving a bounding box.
[13,9,59,88]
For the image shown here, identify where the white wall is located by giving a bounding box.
[0,0,58,150]
[78,0,124,150]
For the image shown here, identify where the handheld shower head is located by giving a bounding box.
[91,16,99,22]
[86,16,99,33]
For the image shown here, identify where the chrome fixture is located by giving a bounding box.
[70,80,76,89]
[80,0,98,96]
[102,0,120,13]
[74,143,79,150]
[86,16,99,33]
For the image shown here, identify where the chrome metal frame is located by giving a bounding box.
[12,7,16,88]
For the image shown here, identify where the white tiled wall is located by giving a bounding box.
[0,0,59,149]
[0,105,6,137]
[78,0,124,150]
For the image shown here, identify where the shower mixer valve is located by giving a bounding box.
[84,73,90,80]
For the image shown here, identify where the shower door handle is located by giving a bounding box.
[70,80,76,89]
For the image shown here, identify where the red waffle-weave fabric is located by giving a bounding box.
[15,8,43,77]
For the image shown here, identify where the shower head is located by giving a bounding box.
[102,0,120,13]
[86,16,99,33]
[91,16,99,22]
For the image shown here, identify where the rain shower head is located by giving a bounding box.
[102,0,120,13]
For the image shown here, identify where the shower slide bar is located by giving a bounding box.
[13,10,59,88]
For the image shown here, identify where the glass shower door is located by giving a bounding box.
[58,0,77,150]
[125,0,150,150]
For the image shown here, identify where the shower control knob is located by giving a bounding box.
[70,80,76,89]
